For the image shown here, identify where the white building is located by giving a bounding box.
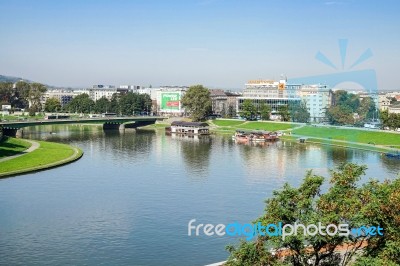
[237,79,302,118]
[237,78,333,122]
[299,84,333,122]
[42,90,77,107]
[74,85,131,102]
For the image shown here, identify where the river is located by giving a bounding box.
[0,125,399,265]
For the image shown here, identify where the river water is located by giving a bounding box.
[0,125,399,265]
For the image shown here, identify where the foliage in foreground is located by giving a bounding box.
[226,163,400,266]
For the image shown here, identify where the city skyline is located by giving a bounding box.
[1,0,399,90]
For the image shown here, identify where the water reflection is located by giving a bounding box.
[170,134,213,179]
[1,126,399,266]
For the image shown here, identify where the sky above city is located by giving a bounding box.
[0,0,399,90]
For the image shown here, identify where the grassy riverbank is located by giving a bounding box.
[209,119,400,152]
[0,137,32,158]
[291,126,400,146]
[209,119,300,134]
[0,138,83,178]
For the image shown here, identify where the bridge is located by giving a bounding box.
[0,116,165,137]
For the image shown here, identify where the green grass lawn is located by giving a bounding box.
[212,119,246,127]
[0,114,45,121]
[0,140,82,176]
[238,121,296,131]
[292,126,400,146]
[143,123,170,129]
[0,137,32,158]
[211,119,296,131]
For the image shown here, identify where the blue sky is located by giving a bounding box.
[0,0,399,89]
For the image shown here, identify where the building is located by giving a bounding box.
[378,95,394,111]
[42,90,76,107]
[156,86,188,116]
[89,86,118,101]
[237,78,335,121]
[168,121,209,135]
[225,91,241,117]
[74,85,134,102]
[119,85,141,91]
[388,103,400,114]
[209,89,227,115]
[237,79,301,119]
[299,84,333,122]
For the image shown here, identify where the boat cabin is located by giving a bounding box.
[169,121,210,135]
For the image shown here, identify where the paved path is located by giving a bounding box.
[0,139,40,163]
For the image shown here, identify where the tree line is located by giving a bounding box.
[0,81,46,115]
[0,81,153,116]
[238,99,310,123]
[380,109,400,130]
[326,90,376,125]
[63,92,152,116]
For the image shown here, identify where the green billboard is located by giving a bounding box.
[161,92,180,111]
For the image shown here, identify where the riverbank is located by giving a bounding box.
[208,119,400,153]
[141,119,400,153]
[0,137,83,178]
[0,137,33,158]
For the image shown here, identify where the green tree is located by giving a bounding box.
[65,93,95,114]
[226,163,399,266]
[334,90,360,111]
[94,97,110,114]
[290,102,310,123]
[357,97,376,122]
[0,81,32,110]
[0,82,13,105]
[239,99,257,120]
[27,83,47,115]
[14,81,31,108]
[181,85,212,121]
[44,98,62,112]
[259,102,272,121]
[278,105,290,122]
[326,90,364,125]
[109,94,120,114]
[380,109,400,130]
[326,105,354,125]
[380,109,390,128]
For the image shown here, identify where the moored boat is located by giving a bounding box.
[232,130,279,142]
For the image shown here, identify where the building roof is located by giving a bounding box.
[171,121,209,127]
[209,89,226,97]
[225,91,242,97]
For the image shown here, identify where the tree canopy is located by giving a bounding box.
[0,81,46,112]
[259,103,272,121]
[290,102,310,123]
[44,98,62,112]
[181,85,212,121]
[239,99,257,120]
[278,105,290,122]
[226,163,400,266]
[64,93,95,114]
[380,109,400,130]
[326,90,376,125]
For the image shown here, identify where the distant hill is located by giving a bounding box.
[0,75,30,83]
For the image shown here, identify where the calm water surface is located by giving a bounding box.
[0,125,399,265]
